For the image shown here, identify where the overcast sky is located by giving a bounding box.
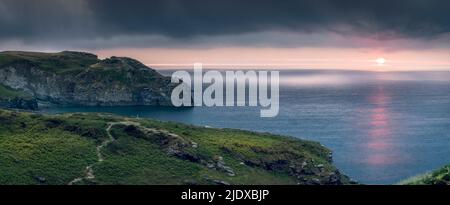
[1,0,449,70]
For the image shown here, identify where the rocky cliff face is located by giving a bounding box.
[0,84,38,110]
[0,51,178,108]
[0,97,38,110]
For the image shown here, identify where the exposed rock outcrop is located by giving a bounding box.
[0,51,179,108]
[0,97,38,110]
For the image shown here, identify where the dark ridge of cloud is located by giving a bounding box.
[0,0,96,40]
[83,0,450,39]
[0,0,450,47]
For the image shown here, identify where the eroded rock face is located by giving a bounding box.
[0,97,38,110]
[113,123,353,185]
[219,143,354,185]
[0,51,179,107]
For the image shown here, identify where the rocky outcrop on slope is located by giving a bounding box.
[0,51,178,108]
[0,97,38,110]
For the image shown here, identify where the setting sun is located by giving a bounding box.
[376,58,386,66]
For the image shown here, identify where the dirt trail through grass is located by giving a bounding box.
[67,121,139,185]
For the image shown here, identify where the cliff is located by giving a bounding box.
[0,109,352,185]
[401,165,450,185]
[0,84,38,110]
[0,51,177,108]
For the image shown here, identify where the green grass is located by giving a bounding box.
[0,51,99,74]
[401,165,450,185]
[0,85,32,100]
[92,122,304,185]
[0,112,99,184]
[0,109,349,185]
[0,51,166,86]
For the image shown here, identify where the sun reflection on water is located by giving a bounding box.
[365,86,397,166]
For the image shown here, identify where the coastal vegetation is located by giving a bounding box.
[0,109,351,185]
[401,165,450,185]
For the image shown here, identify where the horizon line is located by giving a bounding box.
[148,64,450,72]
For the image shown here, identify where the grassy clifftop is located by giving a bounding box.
[0,109,351,185]
[0,51,177,107]
[0,51,99,74]
[401,165,450,185]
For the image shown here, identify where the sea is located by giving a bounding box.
[42,69,450,184]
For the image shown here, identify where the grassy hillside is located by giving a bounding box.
[401,165,450,185]
[0,84,33,100]
[0,109,351,185]
[0,85,37,110]
[0,51,99,74]
[0,51,176,107]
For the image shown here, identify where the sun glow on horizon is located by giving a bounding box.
[94,47,450,71]
[376,58,386,66]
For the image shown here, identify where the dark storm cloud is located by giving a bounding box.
[89,0,450,39]
[0,0,450,47]
[0,0,95,40]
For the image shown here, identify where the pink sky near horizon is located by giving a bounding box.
[94,47,450,71]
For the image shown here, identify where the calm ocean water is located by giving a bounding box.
[42,70,450,184]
